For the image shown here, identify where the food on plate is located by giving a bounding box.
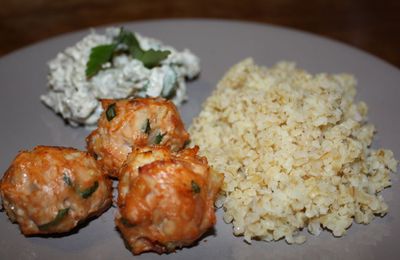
[116,145,223,254]
[86,97,190,177]
[0,146,112,235]
[189,59,397,243]
[41,27,200,126]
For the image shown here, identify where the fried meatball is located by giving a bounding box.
[0,146,112,235]
[86,98,190,177]
[116,146,223,254]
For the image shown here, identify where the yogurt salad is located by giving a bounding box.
[41,27,200,126]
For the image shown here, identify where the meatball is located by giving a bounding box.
[86,98,190,177]
[0,146,112,235]
[116,146,223,254]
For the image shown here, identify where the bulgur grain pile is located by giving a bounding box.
[189,59,397,243]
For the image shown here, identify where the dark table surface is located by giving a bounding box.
[1,0,399,68]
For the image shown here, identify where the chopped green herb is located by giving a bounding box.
[63,173,73,187]
[63,172,98,199]
[86,44,117,78]
[78,181,99,199]
[106,103,117,121]
[142,119,151,134]
[120,217,135,228]
[38,208,70,231]
[191,180,201,194]
[85,28,170,77]
[165,242,176,251]
[154,132,165,144]
[183,139,191,148]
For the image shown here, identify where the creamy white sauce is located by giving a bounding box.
[41,27,201,126]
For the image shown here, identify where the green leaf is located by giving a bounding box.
[154,132,165,144]
[183,139,191,148]
[78,181,99,199]
[38,208,70,231]
[106,103,117,121]
[141,49,171,69]
[131,46,145,60]
[113,28,169,68]
[120,217,135,228]
[63,174,73,187]
[191,180,201,194]
[85,28,171,78]
[165,242,176,251]
[63,172,98,199]
[115,28,140,50]
[85,44,116,78]
[142,119,151,134]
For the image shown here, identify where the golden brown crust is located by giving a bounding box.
[116,146,223,254]
[86,98,190,178]
[0,146,112,235]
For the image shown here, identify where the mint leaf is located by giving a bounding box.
[131,46,145,60]
[116,28,140,51]
[141,49,171,69]
[85,28,171,78]
[86,44,116,78]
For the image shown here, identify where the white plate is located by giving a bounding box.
[1,19,399,260]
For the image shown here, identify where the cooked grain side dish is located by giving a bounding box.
[189,58,397,243]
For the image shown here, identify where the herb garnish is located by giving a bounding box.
[183,139,191,148]
[38,208,70,231]
[78,181,99,199]
[120,217,135,228]
[86,28,171,78]
[154,132,165,144]
[142,119,151,134]
[86,44,116,78]
[191,180,201,194]
[106,103,117,121]
[63,173,99,199]
[63,173,73,187]
[165,242,176,251]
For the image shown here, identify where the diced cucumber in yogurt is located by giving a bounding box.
[41,27,200,127]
